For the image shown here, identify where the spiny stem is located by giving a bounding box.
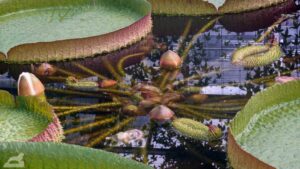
[117,52,145,76]
[46,88,104,98]
[72,62,108,80]
[181,17,221,62]
[64,116,117,135]
[44,76,67,81]
[57,102,122,117]
[175,110,207,120]
[169,103,211,119]
[173,69,227,86]
[179,87,202,95]
[96,88,132,96]
[256,15,289,43]
[103,58,122,81]
[159,71,171,89]
[61,115,112,125]
[86,117,134,147]
[48,98,93,106]
[247,68,300,84]
[55,66,81,78]
[176,19,193,53]
[177,103,243,112]
[54,105,118,112]
[198,101,246,108]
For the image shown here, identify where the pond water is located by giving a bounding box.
[0,1,300,169]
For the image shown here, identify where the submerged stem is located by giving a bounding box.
[46,88,104,98]
[176,19,193,53]
[173,69,227,86]
[86,117,134,147]
[55,66,81,78]
[117,52,145,76]
[96,89,132,96]
[64,116,117,135]
[159,71,171,89]
[256,15,289,43]
[57,102,122,117]
[103,58,122,81]
[169,103,211,119]
[181,17,221,62]
[72,62,107,80]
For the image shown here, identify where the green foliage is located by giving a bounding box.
[230,80,300,135]
[0,142,153,169]
[0,90,54,141]
[0,90,15,107]
[230,81,300,169]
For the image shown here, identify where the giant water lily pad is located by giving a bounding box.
[0,0,151,63]
[149,0,287,15]
[228,81,300,169]
[0,142,153,169]
[0,90,63,142]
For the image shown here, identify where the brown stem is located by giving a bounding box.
[159,71,171,90]
[256,15,289,43]
[96,89,132,96]
[181,17,221,62]
[103,58,122,81]
[169,103,211,119]
[117,52,145,76]
[72,62,108,80]
[86,117,134,147]
[64,116,117,135]
[176,19,193,53]
[46,88,104,98]
[57,102,122,117]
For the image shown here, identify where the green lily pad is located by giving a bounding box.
[0,142,153,169]
[149,0,287,15]
[229,81,300,169]
[0,0,151,63]
[0,90,54,142]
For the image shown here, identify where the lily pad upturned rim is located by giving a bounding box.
[149,0,288,16]
[0,0,152,64]
[228,80,300,169]
[0,90,55,142]
[0,142,153,169]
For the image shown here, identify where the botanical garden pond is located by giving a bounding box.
[0,0,299,169]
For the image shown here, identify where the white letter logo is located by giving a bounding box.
[3,153,25,168]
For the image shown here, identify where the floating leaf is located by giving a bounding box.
[228,81,300,169]
[0,0,151,63]
[0,142,153,169]
[0,90,63,142]
[149,0,287,15]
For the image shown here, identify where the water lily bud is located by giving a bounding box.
[135,84,161,99]
[99,79,117,88]
[123,105,139,115]
[149,105,175,121]
[162,92,182,104]
[32,63,56,76]
[160,50,182,70]
[139,97,161,109]
[188,94,208,103]
[18,72,45,97]
[208,125,222,138]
